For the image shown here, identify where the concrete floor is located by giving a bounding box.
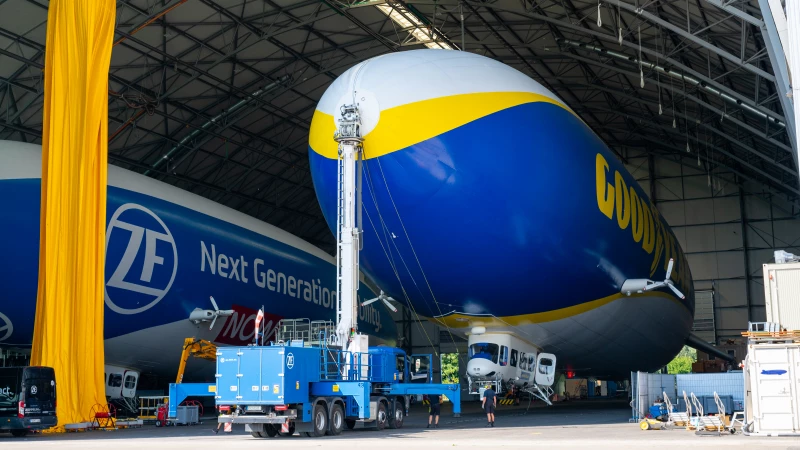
[1,400,797,449]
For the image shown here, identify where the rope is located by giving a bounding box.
[369,157,467,368]
[360,161,439,357]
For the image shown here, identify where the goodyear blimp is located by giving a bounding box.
[309,49,697,382]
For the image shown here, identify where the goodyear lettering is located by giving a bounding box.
[629,187,643,243]
[614,171,630,229]
[594,153,690,294]
[595,154,615,219]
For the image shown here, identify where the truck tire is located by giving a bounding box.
[265,424,279,437]
[11,429,28,437]
[328,404,344,436]
[388,400,404,429]
[312,403,328,437]
[375,401,388,431]
[345,419,356,430]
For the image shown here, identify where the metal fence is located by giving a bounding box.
[630,371,745,420]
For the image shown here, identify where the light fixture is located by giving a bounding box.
[376,3,454,50]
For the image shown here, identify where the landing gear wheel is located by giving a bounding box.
[345,419,356,430]
[312,404,328,437]
[10,429,28,437]
[328,404,344,436]
[388,401,404,429]
[278,422,295,436]
[375,402,388,431]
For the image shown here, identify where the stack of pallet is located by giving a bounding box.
[691,360,727,373]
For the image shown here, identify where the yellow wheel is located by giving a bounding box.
[640,420,651,430]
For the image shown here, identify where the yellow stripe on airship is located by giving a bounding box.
[433,291,688,329]
[308,91,572,160]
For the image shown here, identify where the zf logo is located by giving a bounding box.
[286,353,294,370]
[0,311,12,342]
[105,203,178,315]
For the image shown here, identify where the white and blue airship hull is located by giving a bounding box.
[0,142,395,378]
[309,50,693,378]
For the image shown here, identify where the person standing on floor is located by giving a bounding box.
[482,385,496,427]
[427,393,441,428]
[213,405,231,434]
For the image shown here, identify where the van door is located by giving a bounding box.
[534,353,556,387]
[21,367,56,417]
[122,371,138,399]
[0,368,21,418]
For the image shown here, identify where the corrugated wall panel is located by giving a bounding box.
[765,263,800,330]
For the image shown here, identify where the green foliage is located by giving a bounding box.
[440,353,459,384]
[666,346,697,374]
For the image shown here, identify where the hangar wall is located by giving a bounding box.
[622,150,800,343]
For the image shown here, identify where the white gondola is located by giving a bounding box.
[465,329,557,405]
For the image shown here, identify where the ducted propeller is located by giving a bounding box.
[361,290,398,313]
[620,258,685,300]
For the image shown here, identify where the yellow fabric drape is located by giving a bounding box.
[31,0,116,431]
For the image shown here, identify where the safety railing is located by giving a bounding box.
[319,348,384,382]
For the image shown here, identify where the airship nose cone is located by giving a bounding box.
[467,358,492,376]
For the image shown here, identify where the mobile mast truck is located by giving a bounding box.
[209,103,462,437]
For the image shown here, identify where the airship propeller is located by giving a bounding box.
[361,290,398,313]
[620,258,685,300]
[188,296,235,330]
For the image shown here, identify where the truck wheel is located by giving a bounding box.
[375,402,388,430]
[328,404,344,436]
[388,401,404,429]
[11,429,28,437]
[265,424,279,437]
[312,404,328,437]
[345,419,356,430]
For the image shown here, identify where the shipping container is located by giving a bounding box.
[763,262,800,331]
[744,341,800,436]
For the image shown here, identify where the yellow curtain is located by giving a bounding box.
[31,0,116,430]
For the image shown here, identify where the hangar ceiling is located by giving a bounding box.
[0,0,795,253]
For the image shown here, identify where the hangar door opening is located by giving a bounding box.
[692,290,716,344]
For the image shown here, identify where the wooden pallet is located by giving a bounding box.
[741,330,800,340]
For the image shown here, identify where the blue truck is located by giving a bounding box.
[206,319,461,438]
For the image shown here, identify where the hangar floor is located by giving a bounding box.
[0,400,794,449]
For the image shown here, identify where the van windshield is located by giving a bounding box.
[469,343,499,364]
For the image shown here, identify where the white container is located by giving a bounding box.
[763,262,800,331]
[744,341,800,436]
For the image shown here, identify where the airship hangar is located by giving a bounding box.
[0,0,799,446]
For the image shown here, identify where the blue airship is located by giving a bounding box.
[308,49,694,378]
